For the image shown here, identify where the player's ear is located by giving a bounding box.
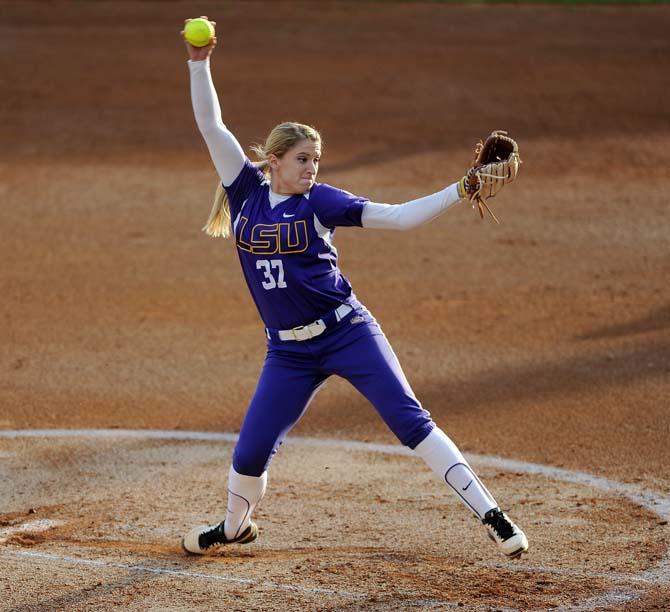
[267,154,280,171]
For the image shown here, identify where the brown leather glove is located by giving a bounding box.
[460,130,521,224]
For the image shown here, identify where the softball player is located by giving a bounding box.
[180,22,528,560]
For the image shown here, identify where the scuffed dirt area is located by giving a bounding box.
[1,437,668,610]
[1,1,669,610]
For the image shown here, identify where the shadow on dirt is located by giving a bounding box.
[6,572,159,612]
[419,340,670,416]
[576,305,670,341]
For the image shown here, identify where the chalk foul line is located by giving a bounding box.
[1,428,669,611]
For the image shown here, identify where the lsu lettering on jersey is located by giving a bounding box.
[226,159,368,330]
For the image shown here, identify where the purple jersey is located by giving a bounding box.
[225,159,368,330]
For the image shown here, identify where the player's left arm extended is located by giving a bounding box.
[361,181,465,230]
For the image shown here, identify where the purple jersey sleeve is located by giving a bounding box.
[308,183,367,229]
[224,159,267,220]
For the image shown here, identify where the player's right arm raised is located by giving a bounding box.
[186,30,245,187]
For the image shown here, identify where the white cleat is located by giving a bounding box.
[482,507,529,559]
[181,521,258,555]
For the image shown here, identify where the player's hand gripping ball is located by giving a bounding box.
[184,18,215,47]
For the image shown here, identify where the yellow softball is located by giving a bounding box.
[184,18,215,48]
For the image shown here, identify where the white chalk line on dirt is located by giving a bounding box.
[2,549,365,599]
[1,429,669,611]
[2,551,503,610]
[482,561,656,585]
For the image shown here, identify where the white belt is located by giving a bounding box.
[276,304,352,342]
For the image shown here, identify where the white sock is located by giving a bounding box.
[224,466,267,540]
[414,427,497,520]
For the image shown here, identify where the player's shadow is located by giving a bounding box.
[575,304,670,341]
[419,338,670,416]
[6,573,160,612]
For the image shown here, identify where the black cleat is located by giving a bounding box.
[181,521,258,555]
[482,507,528,559]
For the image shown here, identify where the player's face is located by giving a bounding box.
[270,139,321,195]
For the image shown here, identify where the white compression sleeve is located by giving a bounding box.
[361,182,463,230]
[188,58,245,187]
[414,427,498,520]
[224,466,267,540]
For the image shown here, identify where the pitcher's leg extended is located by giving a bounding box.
[332,325,528,558]
[414,427,528,558]
[182,348,326,554]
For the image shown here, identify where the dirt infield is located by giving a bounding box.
[1,1,669,610]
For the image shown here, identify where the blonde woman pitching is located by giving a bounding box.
[180,17,529,560]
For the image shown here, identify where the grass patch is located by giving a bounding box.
[382,0,670,4]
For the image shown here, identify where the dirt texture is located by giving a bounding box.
[1,1,669,610]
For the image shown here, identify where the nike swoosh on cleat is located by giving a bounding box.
[462,480,473,491]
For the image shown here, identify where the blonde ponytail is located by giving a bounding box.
[202,182,230,238]
[202,122,320,239]
[202,161,269,239]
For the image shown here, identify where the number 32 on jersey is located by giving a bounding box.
[256,259,287,290]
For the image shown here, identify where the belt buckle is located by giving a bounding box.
[291,325,311,342]
[293,320,327,341]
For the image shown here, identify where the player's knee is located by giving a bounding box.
[399,419,435,450]
[232,446,269,478]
